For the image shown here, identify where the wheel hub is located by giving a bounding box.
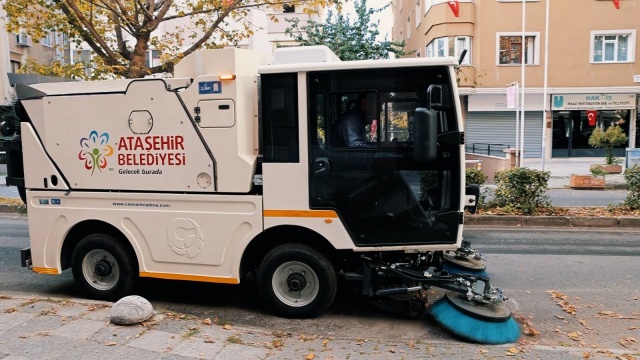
[287,273,307,291]
[94,259,112,277]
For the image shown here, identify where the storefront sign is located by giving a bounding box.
[551,94,636,110]
[468,94,543,112]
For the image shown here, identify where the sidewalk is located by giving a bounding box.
[0,294,630,360]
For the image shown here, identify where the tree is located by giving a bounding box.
[284,0,411,60]
[588,124,628,165]
[3,0,334,79]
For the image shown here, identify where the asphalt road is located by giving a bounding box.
[1,215,639,354]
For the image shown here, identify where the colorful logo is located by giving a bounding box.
[78,131,114,175]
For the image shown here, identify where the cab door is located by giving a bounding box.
[307,68,462,247]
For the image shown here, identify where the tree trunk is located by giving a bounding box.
[126,37,151,79]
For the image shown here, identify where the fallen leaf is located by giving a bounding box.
[578,319,593,330]
[18,334,29,339]
[222,324,232,330]
[389,349,396,353]
[479,348,489,354]
[568,332,582,341]
[106,342,117,346]
[305,353,315,360]
[322,339,330,346]
[203,318,212,325]
[272,340,283,348]
[583,352,591,359]
[204,338,214,344]
[507,347,519,354]
[555,315,566,319]
[629,326,637,330]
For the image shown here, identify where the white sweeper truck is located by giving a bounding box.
[1,46,520,344]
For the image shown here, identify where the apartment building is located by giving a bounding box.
[392,0,640,159]
[1,4,70,105]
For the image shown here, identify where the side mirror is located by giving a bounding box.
[413,108,437,163]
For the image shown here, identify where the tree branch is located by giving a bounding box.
[60,0,121,63]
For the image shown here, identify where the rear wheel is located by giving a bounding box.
[257,244,337,318]
[71,233,137,301]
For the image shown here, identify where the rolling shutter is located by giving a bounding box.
[465,111,543,158]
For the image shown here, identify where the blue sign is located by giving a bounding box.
[553,96,564,108]
[51,199,61,205]
[198,81,222,94]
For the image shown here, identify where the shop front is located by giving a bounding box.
[550,93,637,158]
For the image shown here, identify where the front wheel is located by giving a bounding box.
[71,233,138,301]
[257,244,337,318]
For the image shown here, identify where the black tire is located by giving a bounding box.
[257,244,337,318]
[71,233,138,301]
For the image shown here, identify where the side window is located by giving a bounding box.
[261,73,299,163]
[327,92,378,149]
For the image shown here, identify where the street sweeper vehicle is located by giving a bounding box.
[1,46,520,344]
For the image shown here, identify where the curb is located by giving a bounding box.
[0,204,27,214]
[2,205,638,228]
[466,215,640,228]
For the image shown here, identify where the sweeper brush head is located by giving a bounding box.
[430,292,521,344]
[442,251,487,277]
[442,261,488,277]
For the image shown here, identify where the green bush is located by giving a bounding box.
[465,168,488,207]
[491,167,551,215]
[466,168,488,185]
[623,165,640,209]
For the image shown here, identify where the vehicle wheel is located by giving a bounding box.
[257,244,337,318]
[71,233,137,301]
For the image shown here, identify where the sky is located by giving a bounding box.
[332,0,394,40]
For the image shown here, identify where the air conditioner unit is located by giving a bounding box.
[16,32,32,47]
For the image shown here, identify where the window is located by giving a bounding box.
[261,73,299,163]
[407,16,411,39]
[591,30,636,63]
[10,61,21,73]
[415,0,422,27]
[72,49,93,77]
[41,32,54,47]
[146,50,161,67]
[425,36,471,64]
[424,0,432,15]
[497,33,539,65]
[283,4,295,13]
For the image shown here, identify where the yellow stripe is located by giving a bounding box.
[139,272,239,284]
[263,210,338,218]
[33,267,59,275]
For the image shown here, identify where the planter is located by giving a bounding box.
[569,174,605,189]
[590,164,622,174]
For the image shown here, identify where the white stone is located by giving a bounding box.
[109,295,153,325]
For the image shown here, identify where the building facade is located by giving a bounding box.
[1,3,69,105]
[392,0,640,159]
